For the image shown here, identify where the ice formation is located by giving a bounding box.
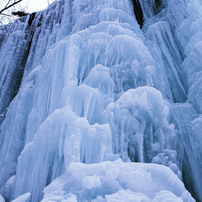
[0,0,201,201]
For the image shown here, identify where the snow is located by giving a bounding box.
[41,160,194,202]
[0,0,202,201]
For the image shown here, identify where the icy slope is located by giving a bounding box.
[0,0,201,201]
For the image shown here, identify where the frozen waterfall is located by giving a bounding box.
[0,0,201,201]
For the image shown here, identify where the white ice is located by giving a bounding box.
[0,0,201,201]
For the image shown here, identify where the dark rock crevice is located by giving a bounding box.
[182,151,200,202]
[153,0,162,14]
[132,0,164,28]
[132,0,144,28]
[0,26,34,125]
[28,12,36,26]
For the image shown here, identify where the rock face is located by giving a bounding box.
[0,0,201,201]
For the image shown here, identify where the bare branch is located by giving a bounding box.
[0,0,23,15]
[5,0,11,10]
[0,13,11,17]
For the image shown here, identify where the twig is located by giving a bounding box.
[0,0,23,15]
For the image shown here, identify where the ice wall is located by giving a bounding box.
[142,0,202,200]
[0,0,201,201]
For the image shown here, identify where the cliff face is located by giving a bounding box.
[0,0,201,201]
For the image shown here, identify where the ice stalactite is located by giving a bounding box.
[145,21,187,102]
[138,0,202,200]
[0,0,72,197]
[0,19,30,125]
[0,0,201,201]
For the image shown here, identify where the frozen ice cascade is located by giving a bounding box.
[0,0,202,201]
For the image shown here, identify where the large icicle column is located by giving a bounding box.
[0,0,201,201]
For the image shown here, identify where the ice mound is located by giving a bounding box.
[12,106,112,201]
[41,160,194,202]
[106,87,179,166]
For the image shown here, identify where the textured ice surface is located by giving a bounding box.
[41,160,194,202]
[0,0,201,201]
[12,106,112,201]
[106,87,179,164]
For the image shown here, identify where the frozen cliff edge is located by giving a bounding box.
[0,0,201,201]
